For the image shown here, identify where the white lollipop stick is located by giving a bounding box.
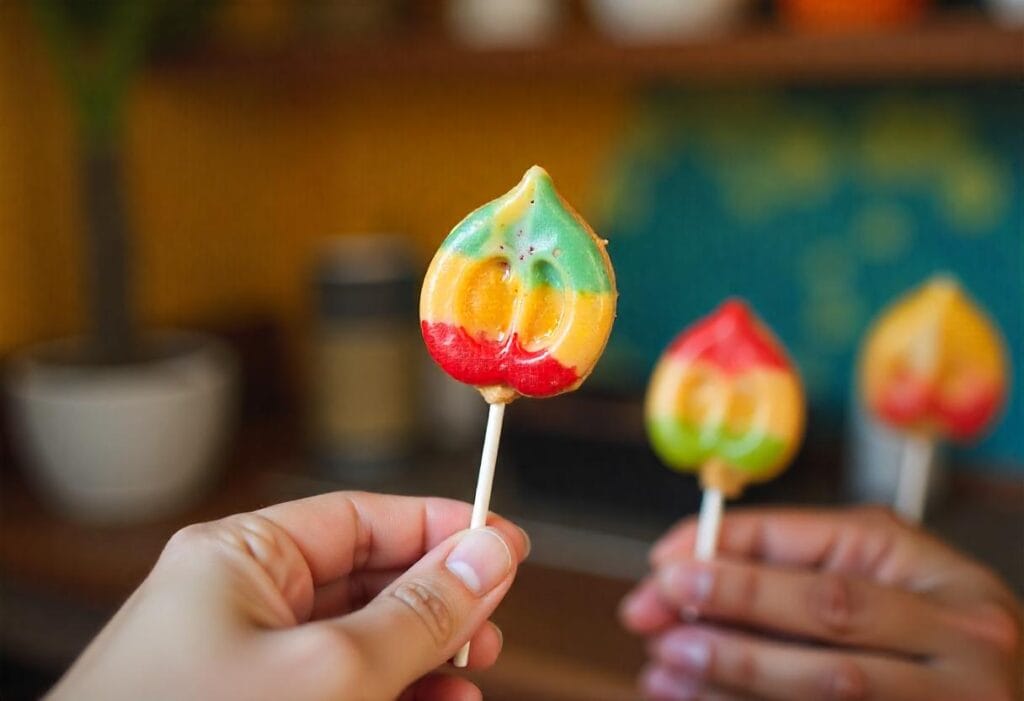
[894,433,934,523]
[694,487,724,562]
[453,401,506,668]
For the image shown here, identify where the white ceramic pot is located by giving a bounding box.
[6,332,237,524]
[987,0,1024,25]
[587,0,747,42]
[446,0,563,48]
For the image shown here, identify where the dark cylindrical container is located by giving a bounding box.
[311,235,419,480]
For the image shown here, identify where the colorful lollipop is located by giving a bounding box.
[645,300,805,559]
[421,165,616,665]
[858,275,1009,521]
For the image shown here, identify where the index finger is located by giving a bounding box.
[258,491,529,586]
[650,506,968,591]
[652,507,846,568]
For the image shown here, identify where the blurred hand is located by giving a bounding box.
[49,492,529,701]
[620,506,1022,701]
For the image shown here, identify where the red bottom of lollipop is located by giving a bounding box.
[876,375,1002,441]
[422,321,579,398]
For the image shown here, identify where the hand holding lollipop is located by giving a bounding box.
[858,275,1009,521]
[421,165,616,665]
[645,300,805,560]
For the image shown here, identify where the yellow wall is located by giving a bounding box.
[0,13,30,349]
[0,4,628,372]
[0,5,82,350]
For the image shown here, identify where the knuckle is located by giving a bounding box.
[391,578,456,646]
[820,658,869,701]
[810,574,858,637]
[166,522,208,548]
[221,513,287,565]
[162,522,216,558]
[339,495,373,571]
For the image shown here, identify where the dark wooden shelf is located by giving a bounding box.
[161,13,1024,84]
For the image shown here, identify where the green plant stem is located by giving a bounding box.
[31,1,162,360]
[32,0,159,148]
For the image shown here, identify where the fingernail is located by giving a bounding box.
[659,562,714,609]
[446,528,512,595]
[660,632,711,676]
[516,525,532,559]
[619,589,645,621]
[641,665,701,701]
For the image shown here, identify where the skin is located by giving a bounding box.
[48,492,530,701]
[620,506,1023,701]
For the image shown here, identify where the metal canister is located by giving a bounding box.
[311,235,418,480]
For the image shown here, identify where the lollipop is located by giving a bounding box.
[858,275,1009,521]
[421,165,616,665]
[645,300,805,560]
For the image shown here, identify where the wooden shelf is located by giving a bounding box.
[163,13,1024,84]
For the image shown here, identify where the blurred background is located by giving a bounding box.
[1,1,1021,698]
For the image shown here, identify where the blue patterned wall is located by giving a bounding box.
[592,86,1022,470]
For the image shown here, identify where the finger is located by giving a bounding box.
[311,570,402,619]
[651,506,967,591]
[313,577,505,666]
[639,664,742,701]
[257,491,529,585]
[399,674,482,701]
[656,557,962,657]
[319,527,520,699]
[456,621,503,670]
[651,624,952,701]
[158,513,316,628]
[652,506,895,569]
[619,576,678,635]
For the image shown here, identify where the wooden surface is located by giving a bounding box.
[473,564,644,700]
[163,13,1024,84]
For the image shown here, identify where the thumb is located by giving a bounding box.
[329,527,518,697]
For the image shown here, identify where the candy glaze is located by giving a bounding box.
[645,300,805,495]
[859,276,1008,441]
[421,166,616,402]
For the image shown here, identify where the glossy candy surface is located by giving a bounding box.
[421,166,617,404]
[645,300,805,496]
[859,276,1008,442]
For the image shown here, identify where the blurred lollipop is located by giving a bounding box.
[858,275,1010,522]
[645,300,805,560]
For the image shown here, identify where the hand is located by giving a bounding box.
[49,491,530,701]
[620,506,1022,701]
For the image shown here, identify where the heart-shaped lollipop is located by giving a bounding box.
[860,276,1007,443]
[646,300,805,558]
[858,275,1009,521]
[421,166,616,665]
[646,299,805,497]
[421,165,616,404]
